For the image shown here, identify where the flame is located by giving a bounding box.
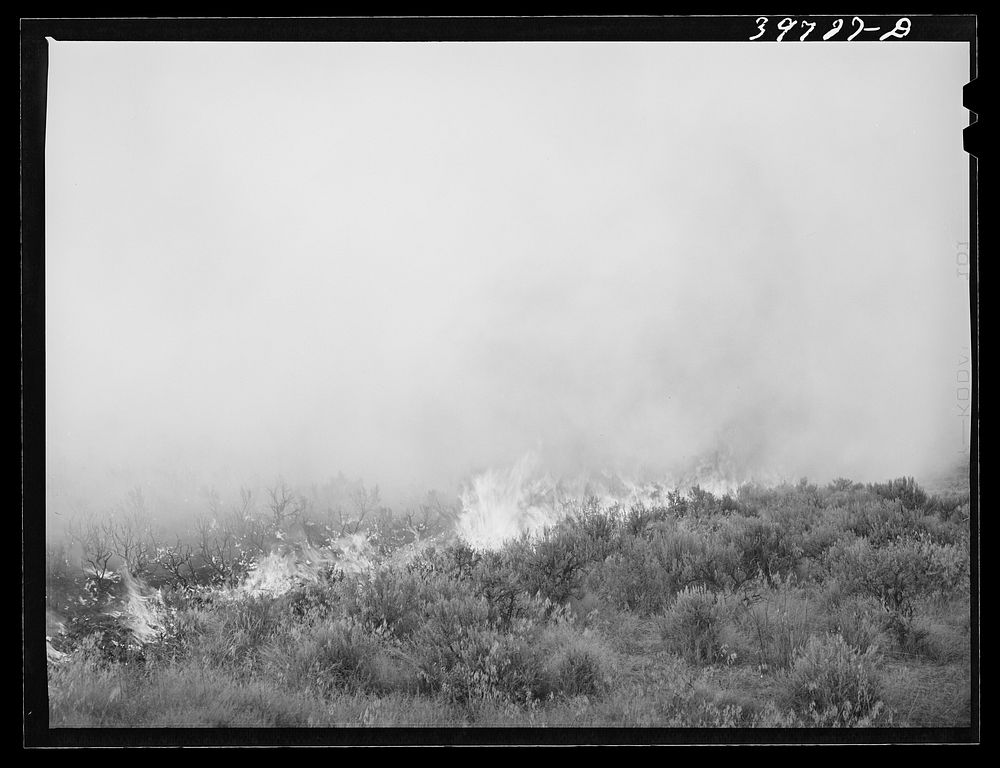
[457,453,565,549]
[240,533,376,597]
[454,453,685,549]
[329,532,376,576]
[46,639,67,663]
[119,568,165,643]
[241,550,306,596]
[454,450,791,550]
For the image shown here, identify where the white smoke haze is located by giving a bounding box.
[44,41,971,532]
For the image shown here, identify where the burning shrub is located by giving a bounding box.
[456,452,563,550]
[52,567,170,666]
[64,614,150,666]
[782,634,888,726]
[280,576,346,622]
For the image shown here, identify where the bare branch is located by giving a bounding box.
[68,512,115,589]
[107,504,153,575]
[267,479,304,527]
[154,535,195,590]
[349,482,380,534]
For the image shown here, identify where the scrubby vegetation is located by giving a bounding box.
[45,474,972,727]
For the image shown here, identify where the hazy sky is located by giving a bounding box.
[44,41,971,503]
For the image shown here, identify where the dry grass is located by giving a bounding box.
[49,656,463,727]
[880,660,972,727]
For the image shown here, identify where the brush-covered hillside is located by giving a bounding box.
[45,472,972,728]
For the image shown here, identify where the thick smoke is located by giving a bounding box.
[43,42,971,518]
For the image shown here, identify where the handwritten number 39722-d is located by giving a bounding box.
[750,17,912,42]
